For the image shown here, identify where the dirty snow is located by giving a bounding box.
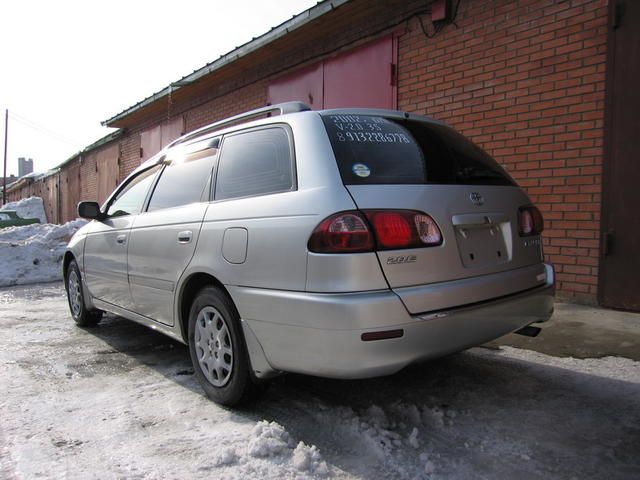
[292,442,330,476]
[496,345,640,383]
[0,196,47,223]
[0,219,87,287]
[247,421,294,458]
[0,283,638,479]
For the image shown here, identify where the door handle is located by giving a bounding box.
[116,234,127,245]
[178,230,193,244]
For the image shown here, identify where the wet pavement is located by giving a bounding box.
[489,301,640,360]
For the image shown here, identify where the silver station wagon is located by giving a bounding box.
[65,102,554,406]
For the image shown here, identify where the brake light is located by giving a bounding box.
[518,206,544,236]
[364,210,442,250]
[308,210,442,253]
[308,211,374,253]
[369,212,412,248]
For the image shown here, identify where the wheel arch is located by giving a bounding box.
[62,251,76,281]
[177,272,232,343]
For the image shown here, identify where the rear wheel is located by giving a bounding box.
[65,259,102,327]
[188,286,263,406]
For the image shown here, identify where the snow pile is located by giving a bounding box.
[0,196,47,223]
[0,219,87,287]
[205,420,332,478]
[289,398,458,478]
[212,446,238,467]
[292,442,330,476]
[247,421,294,458]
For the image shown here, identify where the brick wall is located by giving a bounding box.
[184,80,268,134]
[79,151,98,205]
[397,0,607,303]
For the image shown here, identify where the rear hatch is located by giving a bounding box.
[321,112,545,313]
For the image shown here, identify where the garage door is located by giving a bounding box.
[599,0,640,312]
[268,36,396,110]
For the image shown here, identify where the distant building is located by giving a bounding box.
[18,158,34,177]
[1,174,17,186]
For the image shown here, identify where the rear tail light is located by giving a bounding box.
[364,210,442,250]
[308,211,375,253]
[518,206,544,236]
[308,210,442,253]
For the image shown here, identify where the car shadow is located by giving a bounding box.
[82,314,200,393]
[84,313,640,480]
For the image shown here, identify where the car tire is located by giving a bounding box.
[188,286,264,406]
[65,259,102,327]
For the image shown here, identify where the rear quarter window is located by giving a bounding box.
[215,127,294,200]
[322,114,514,186]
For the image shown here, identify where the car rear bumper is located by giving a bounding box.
[228,263,555,379]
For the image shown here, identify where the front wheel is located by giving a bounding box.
[65,259,102,327]
[188,286,263,406]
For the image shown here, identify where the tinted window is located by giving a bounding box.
[147,148,216,211]
[215,128,293,200]
[322,115,514,186]
[106,166,161,217]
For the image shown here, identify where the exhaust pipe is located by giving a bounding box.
[515,325,542,337]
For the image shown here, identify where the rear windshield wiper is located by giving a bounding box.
[455,166,503,180]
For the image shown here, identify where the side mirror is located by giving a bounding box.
[77,201,103,220]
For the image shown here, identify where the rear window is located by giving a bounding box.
[322,114,514,186]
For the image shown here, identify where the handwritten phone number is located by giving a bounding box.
[336,131,412,143]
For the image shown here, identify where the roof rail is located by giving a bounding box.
[168,101,311,148]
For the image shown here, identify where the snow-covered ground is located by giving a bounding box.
[0,219,87,287]
[0,195,86,287]
[0,196,48,224]
[0,283,638,480]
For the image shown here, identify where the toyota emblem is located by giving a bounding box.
[469,192,484,206]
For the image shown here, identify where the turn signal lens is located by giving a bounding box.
[518,206,544,236]
[414,213,442,245]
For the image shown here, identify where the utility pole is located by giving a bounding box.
[2,109,7,206]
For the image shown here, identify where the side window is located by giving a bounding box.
[106,165,161,217]
[215,127,293,200]
[147,147,217,211]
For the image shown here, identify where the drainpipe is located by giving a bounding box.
[57,171,61,224]
[2,109,8,206]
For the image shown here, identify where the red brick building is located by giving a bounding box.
[6,0,638,311]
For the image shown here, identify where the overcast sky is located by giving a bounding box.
[0,0,317,177]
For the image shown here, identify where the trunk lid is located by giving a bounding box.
[346,184,542,290]
[321,111,545,313]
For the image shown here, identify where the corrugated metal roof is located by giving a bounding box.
[102,0,350,127]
